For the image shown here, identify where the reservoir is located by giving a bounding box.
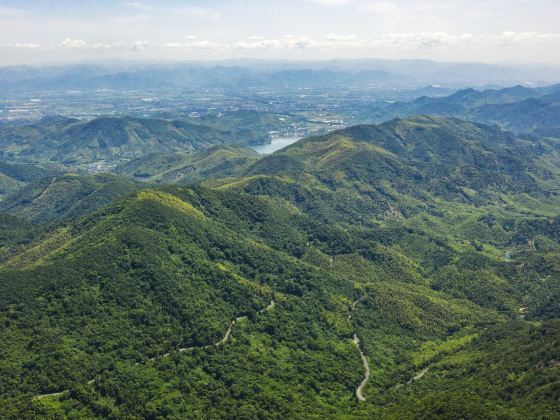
[250,136,302,154]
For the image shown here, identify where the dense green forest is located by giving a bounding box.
[0,115,559,418]
[0,160,63,200]
[0,173,140,224]
[115,145,260,184]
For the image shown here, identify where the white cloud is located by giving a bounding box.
[233,35,318,50]
[495,31,560,46]
[61,38,87,48]
[92,43,112,50]
[163,40,221,50]
[4,31,559,64]
[113,31,560,53]
[326,33,359,43]
[163,42,183,48]
[131,40,150,51]
[367,32,475,50]
[14,43,40,49]
[12,32,559,54]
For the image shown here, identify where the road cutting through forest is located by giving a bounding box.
[349,296,370,402]
[35,299,275,400]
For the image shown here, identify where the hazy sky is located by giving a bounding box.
[1,0,559,65]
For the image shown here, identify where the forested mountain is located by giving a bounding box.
[0,111,289,165]
[0,160,63,199]
[0,212,46,263]
[115,145,260,184]
[1,116,559,418]
[470,89,560,138]
[373,84,560,138]
[242,116,558,209]
[0,173,140,224]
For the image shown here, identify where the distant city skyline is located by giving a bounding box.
[1,0,559,65]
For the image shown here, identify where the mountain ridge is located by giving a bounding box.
[372,84,560,138]
[0,111,288,165]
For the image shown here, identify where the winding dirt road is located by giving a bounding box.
[35,299,275,399]
[352,334,370,402]
[347,297,362,321]
[150,300,275,360]
[348,296,370,402]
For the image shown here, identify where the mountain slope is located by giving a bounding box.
[0,173,140,224]
[373,84,560,138]
[237,116,556,221]
[0,186,506,418]
[114,145,260,184]
[0,212,46,263]
[0,116,559,418]
[0,161,63,198]
[0,112,284,165]
[471,92,560,138]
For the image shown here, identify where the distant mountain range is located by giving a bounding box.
[1,60,559,91]
[372,83,560,137]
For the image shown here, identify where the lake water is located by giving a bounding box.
[250,137,302,155]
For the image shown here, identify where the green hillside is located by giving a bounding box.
[0,160,63,199]
[115,145,260,184]
[0,111,294,166]
[471,91,560,138]
[0,212,46,263]
[0,173,140,224]
[0,116,559,418]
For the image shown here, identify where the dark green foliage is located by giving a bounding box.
[0,160,61,183]
[378,321,560,419]
[0,173,140,223]
[0,212,45,262]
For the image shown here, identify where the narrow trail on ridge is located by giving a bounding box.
[407,367,429,384]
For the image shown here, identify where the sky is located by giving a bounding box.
[1,0,560,66]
